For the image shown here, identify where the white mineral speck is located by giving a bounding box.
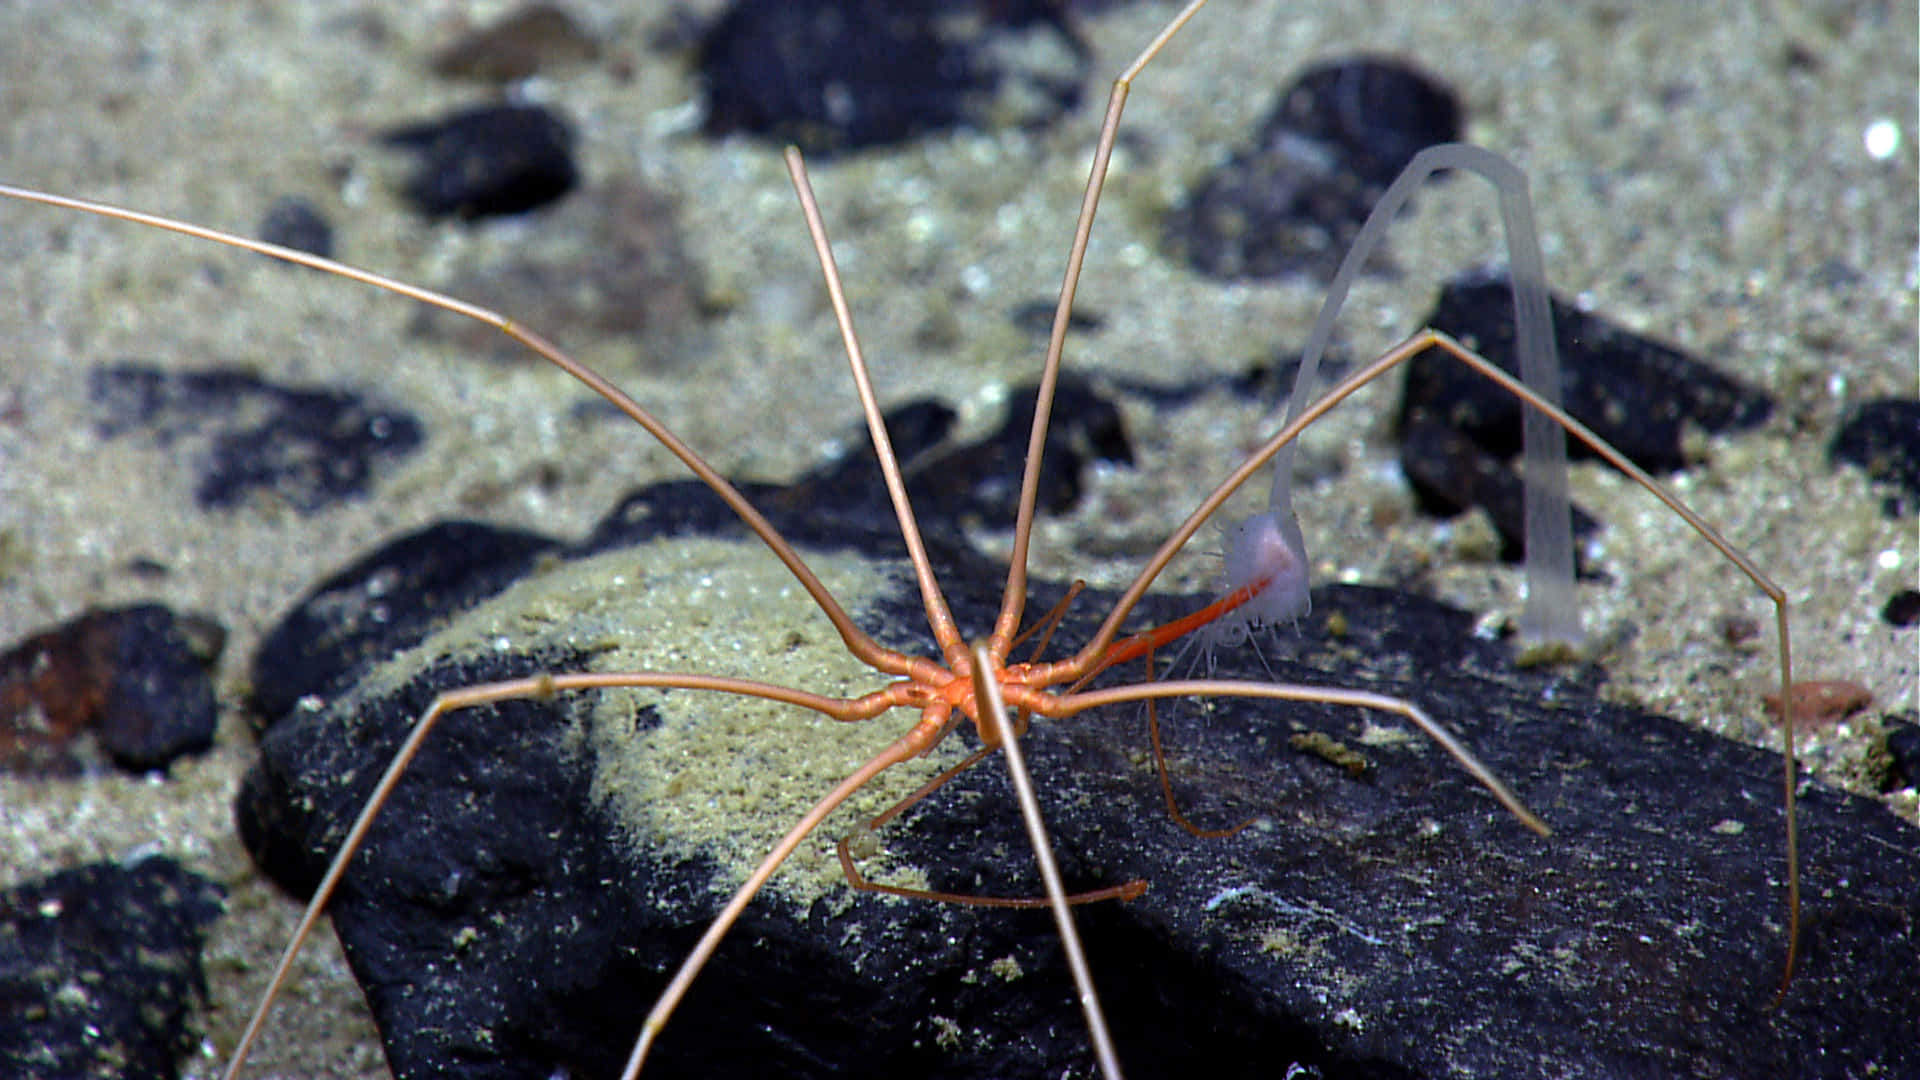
[1864,118,1900,161]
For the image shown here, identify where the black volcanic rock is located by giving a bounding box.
[0,858,226,1080]
[235,447,1920,1078]
[381,104,580,220]
[1,605,223,775]
[696,0,1089,156]
[1832,398,1920,517]
[1166,56,1462,281]
[88,363,425,516]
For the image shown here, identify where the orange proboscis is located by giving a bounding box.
[1089,574,1279,677]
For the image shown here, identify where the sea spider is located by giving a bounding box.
[3,1,1912,1077]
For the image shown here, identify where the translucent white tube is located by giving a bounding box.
[1269,143,1581,647]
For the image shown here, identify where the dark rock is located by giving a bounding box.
[696,0,1089,155]
[236,466,1920,1078]
[1882,717,1920,791]
[572,397,958,563]
[1268,58,1465,191]
[256,195,334,261]
[0,858,226,1080]
[1398,417,1599,565]
[566,378,1125,570]
[1390,272,1775,555]
[1165,57,1461,280]
[0,605,223,775]
[1831,398,1920,517]
[778,375,1133,531]
[1884,588,1920,628]
[382,104,579,219]
[249,521,561,730]
[89,363,425,514]
[1010,299,1102,338]
[1404,273,1776,473]
[406,180,704,369]
[430,3,602,83]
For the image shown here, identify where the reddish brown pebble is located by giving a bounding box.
[1763,679,1872,727]
[0,605,223,775]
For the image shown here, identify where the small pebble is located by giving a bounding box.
[1881,718,1920,789]
[257,195,334,261]
[696,0,1085,155]
[431,3,601,83]
[1883,588,1920,628]
[1009,299,1102,338]
[1831,398,1920,518]
[382,103,578,219]
[1719,613,1763,649]
[1762,679,1872,727]
[0,605,224,775]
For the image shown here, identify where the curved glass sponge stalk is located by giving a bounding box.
[1262,142,1582,649]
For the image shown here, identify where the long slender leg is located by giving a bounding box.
[622,718,943,1080]
[1049,326,1797,991]
[833,741,1146,908]
[971,642,1125,1080]
[783,147,969,676]
[994,0,1212,653]
[1056,676,1551,839]
[0,184,914,677]
[220,669,898,1080]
